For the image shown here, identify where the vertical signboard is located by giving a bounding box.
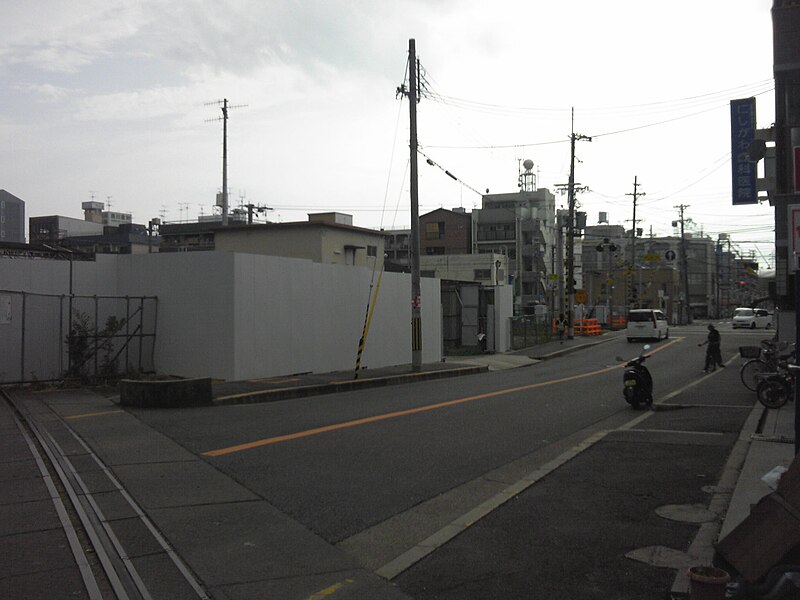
[730,97,757,205]
[789,205,800,269]
[795,146,800,192]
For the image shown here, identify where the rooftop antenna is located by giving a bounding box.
[159,205,168,221]
[88,190,99,203]
[198,204,205,217]
[178,202,190,222]
[206,98,248,227]
[106,195,113,211]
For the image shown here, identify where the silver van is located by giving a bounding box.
[626,309,669,342]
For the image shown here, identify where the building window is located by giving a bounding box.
[367,245,377,257]
[474,269,491,280]
[426,246,445,255]
[426,222,445,240]
[421,270,436,278]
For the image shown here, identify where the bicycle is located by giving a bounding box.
[739,339,795,391]
[756,361,799,409]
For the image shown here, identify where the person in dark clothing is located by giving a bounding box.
[698,324,724,372]
[556,313,567,343]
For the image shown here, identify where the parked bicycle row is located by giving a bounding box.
[739,338,798,409]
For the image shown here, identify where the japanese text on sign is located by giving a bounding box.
[730,98,757,205]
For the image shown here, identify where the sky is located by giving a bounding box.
[1,0,777,267]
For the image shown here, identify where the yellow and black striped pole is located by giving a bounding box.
[354,272,383,379]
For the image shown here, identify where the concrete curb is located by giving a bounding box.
[523,331,625,360]
[213,365,487,406]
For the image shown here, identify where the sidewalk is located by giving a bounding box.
[719,401,796,542]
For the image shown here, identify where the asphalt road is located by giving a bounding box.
[121,322,768,598]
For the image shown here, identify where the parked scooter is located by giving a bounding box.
[622,344,653,409]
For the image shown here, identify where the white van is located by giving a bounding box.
[626,309,669,342]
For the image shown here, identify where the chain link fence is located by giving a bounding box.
[510,315,554,350]
[0,291,157,384]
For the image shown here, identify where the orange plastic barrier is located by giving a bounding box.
[574,318,602,336]
[611,316,627,330]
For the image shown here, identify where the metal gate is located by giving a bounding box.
[0,291,158,384]
[440,282,494,352]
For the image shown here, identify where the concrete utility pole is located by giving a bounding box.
[675,204,693,325]
[626,176,644,308]
[565,109,591,339]
[207,98,247,226]
[407,39,422,371]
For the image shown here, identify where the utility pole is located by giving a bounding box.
[626,176,644,308]
[565,109,591,339]
[243,204,272,224]
[206,98,247,226]
[675,204,693,325]
[400,39,422,371]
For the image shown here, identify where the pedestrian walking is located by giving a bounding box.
[556,313,567,343]
[698,324,724,372]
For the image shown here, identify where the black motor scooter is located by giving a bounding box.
[622,344,653,409]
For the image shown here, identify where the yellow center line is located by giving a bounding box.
[65,410,124,420]
[203,338,682,457]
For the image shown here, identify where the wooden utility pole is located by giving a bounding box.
[675,204,693,325]
[566,109,591,339]
[407,39,422,371]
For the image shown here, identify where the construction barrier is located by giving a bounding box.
[574,318,602,336]
[611,316,627,330]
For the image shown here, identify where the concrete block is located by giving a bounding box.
[119,378,212,408]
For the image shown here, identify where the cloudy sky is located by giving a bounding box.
[2,0,776,266]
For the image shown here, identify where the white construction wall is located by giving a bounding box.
[0,252,442,382]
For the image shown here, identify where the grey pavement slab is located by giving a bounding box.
[0,528,80,579]
[211,569,414,600]
[0,475,52,505]
[90,489,140,521]
[112,460,259,509]
[107,516,166,558]
[0,566,89,600]
[68,416,198,465]
[0,457,41,483]
[148,501,358,586]
[129,552,205,600]
[0,431,37,463]
[1,499,62,537]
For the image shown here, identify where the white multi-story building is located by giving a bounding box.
[471,188,556,313]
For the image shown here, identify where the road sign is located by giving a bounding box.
[575,290,588,304]
[664,250,676,262]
